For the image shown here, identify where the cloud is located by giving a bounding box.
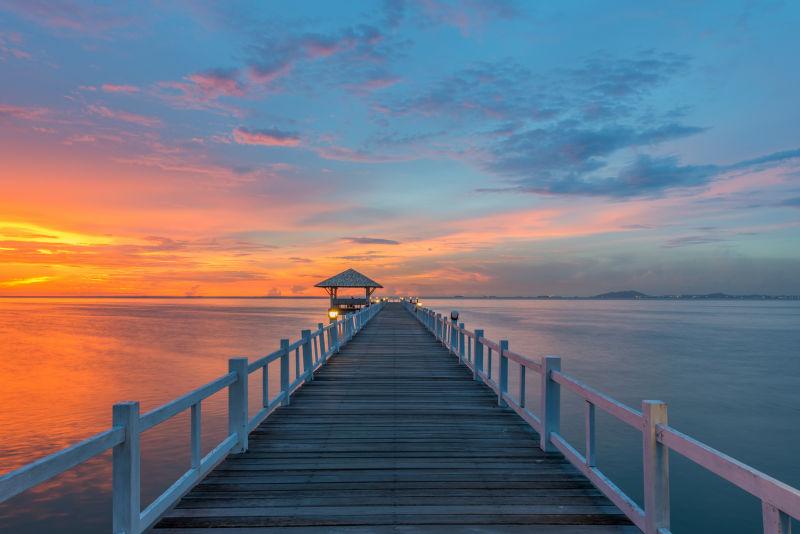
[0,275,54,287]
[101,84,139,94]
[187,68,244,97]
[386,51,690,125]
[155,68,246,115]
[345,71,401,94]
[298,207,397,227]
[0,31,30,60]
[417,0,522,34]
[88,105,162,127]
[0,0,136,34]
[159,68,244,101]
[316,145,408,162]
[0,103,48,121]
[662,235,726,248]
[342,236,401,245]
[246,23,396,91]
[483,123,706,194]
[568,52,690,99]
[382,0,406,29]
[232,127,300,147]
[389,61,543,120]
[482,146,800,198]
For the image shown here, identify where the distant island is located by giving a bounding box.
[429,290,800,300]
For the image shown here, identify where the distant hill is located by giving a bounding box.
[592,290,650,299]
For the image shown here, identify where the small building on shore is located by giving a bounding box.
[315,268,382,313]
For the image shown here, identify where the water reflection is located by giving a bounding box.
[427,299,800,533]
[0,298,328,533]
[2,298,798,533]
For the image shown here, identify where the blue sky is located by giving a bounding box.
[0,0,799,296]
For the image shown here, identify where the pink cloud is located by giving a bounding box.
[155,68,245,116]
[232,127,300,147]
[419,0,520,35]
[0,31,31,60]
[186,70,244,97]
[88,105,161,127]
[346,75,401,95]
[0,103,48,120]
[101,84,139,94]
[0,0,135,34]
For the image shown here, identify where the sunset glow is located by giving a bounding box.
[1,1,799,296]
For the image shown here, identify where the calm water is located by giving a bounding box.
[0,298,798,533]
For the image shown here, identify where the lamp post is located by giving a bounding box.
[328,307,339,323]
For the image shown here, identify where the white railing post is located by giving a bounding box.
[540,355,561,452]
[643,400,669,534]
[473,329,484,383]
[112,401,140,534]
[585,401,596,467]
[228,358,248,453]
[280,339,290,405]
[450,319,457,354]
[762,502,792,534]
[191,402,201,469]
[498,340,509,407]
[458,322,465,363]
[318,323,327,364]
[330,321,340,353]
[301,329,313,382]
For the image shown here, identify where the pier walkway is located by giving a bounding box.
[153,303,633,532]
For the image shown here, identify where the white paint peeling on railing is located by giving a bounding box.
[405,300,798,534]
[0,302,384,534]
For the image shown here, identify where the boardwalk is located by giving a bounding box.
[153,303,633,533]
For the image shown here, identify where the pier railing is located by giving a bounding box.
[0,302,384,534]
[405,301,799,534]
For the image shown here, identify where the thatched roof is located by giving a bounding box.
[315,268,382,288]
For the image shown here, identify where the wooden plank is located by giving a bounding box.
[152,303,632,532]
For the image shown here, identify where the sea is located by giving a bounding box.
[0,297,798,533]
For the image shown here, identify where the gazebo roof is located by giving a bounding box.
[315,268,382,289]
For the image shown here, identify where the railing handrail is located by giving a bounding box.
[405,300,798,534]
[0,301,385,533]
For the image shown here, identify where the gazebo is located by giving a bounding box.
[315,268,382,313]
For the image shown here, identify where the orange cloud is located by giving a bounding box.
[0,276,54,287]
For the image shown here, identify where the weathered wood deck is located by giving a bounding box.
[153,303,635,533]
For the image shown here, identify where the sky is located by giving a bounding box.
[0,0,799,297]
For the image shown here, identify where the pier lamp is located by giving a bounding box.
[451,310,459,322]
[328,307,339,321]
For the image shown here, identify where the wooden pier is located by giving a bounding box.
[152,303,633,532]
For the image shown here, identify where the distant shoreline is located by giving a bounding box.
[1,294,798,300]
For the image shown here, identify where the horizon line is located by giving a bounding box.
[1,293,798,300]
